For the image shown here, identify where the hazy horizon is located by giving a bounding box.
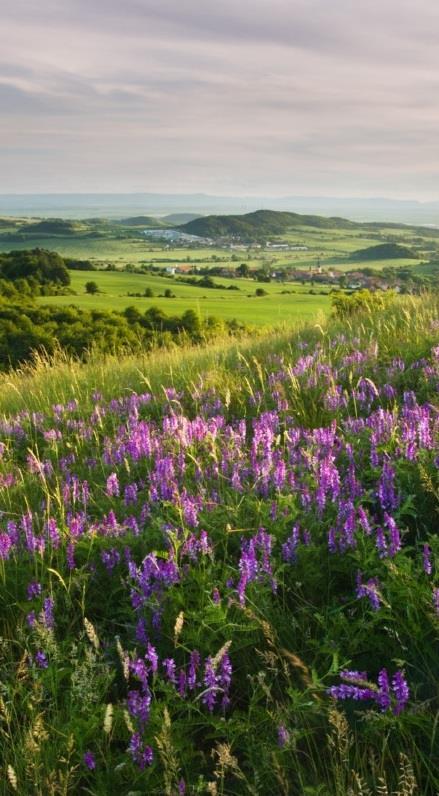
[3,191,439,224]
[3,1,439,199]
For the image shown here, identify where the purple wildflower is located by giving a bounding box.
[392,671,409,715]
[219,652,233,709]
[27,581,42,600]
[376,668,391,711]
[101,548,121,572]
[355,572,382,611]
[46,518,61,548]
[282,525,300,563]
[26,610,36,628]
[163,657,177,685]
[66,542,76,571]
[106,472,120,497]
[127,689,151,726]
[384,513,401,557]
[423,544,432,575]
[83,751,96,770]
[178,669,187,697]
[34,650,48,669]
[377,460,399,512]
[146,642,159,674]
[329,668,409,715]
[188,650,200,691]
[202,656,218,712]
[327,684,376,702]
[212,587,221,604]
[277,724,290,748]
[375,526,388,558]
[128,733,153,769]
[40,597,55,630]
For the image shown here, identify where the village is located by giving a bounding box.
[161,260,418,292]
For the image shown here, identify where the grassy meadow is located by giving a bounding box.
[0,295,438,794]
[39,270,331,326]
[1,213,437,330]
[0,217,432,273]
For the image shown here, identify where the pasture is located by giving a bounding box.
[39,270,331,325]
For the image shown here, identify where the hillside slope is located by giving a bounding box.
[180,208,367,238]
[0,296,438,794]
[116,216,168,227]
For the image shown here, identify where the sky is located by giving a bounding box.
[2,0,439,198]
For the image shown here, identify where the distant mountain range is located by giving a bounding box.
[1,193,439,225]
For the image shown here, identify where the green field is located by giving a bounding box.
[2,212,438,327]
[1,216,433,273]
[39,270,330,325]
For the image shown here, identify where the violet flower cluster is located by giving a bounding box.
[328,669,410,715]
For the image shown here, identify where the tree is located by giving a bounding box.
[237,263,249,278]
[0,248,70,286]
[85,281,99,294]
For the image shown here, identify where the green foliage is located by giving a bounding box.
[85,280,99,294]
[331,289,397,318]
[0,248,70,286]
[65,258,97,271]
[0,301,248,370]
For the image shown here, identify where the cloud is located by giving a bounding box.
[1,0,439,197]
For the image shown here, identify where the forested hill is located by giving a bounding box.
[179,209,362,238]
[351,242,417,260]
[179,208,439,240]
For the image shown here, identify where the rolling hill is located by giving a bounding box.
[351,242,418,260]
[180,209,362,238]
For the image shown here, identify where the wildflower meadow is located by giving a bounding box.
[0,297,438,794]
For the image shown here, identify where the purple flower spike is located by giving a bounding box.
[423,544,432,575]
[355,571,382,611]
[34,650,48,669]
[277,724,290,748]
[0,533,13,560]
[376,668,391,711]
[392,671,409,715]
[83,751,96,770]
[202,657,218,712]
[106,472,120,497]
[128,733,153,769]
[27,581,42,600]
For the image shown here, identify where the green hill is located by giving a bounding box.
[351,242,417,260]
[181,208,360,238]
[18,218,83,235]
